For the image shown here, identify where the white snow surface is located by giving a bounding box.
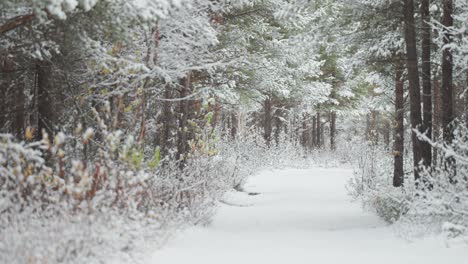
[149,168,468,264]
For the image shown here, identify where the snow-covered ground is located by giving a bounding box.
[149,168,468,264]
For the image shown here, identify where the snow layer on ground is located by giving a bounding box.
[149,168,468,264]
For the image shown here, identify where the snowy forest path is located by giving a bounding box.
[149,168,468,264]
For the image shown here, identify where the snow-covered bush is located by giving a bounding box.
[1,109,324,263]
[0,117,243,263]
[396,124,468,240]
[396,167,468,240]
[0,128,162,263]
[0,134,51,214]
[349,124,468,241]
[214,131,303,190]
[347,142,414,223]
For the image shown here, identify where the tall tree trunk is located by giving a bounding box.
[211,100,221,128]
[0,57,12,132]
[393,60,405,187]
[316,111,321,148]
[312,115,317,148]
[160,84,173,156]
[365,113,371,142]
[137,88,146,143]
[13,81,25,139]
[383,118,391,149]
[274,109,282,145]
[370,111,379,145]
[403,0,423,180]
[263,97,272,145]
[230,112,238,139]
[442,0,455,172]
[464,73,468,126]
[441,0,454,130]
[301,114,308,149]
[433,77,442,165]
[0,82,5,131]
[330,111,336,151]
[177,74,191,164]
[366,111,378,145]
[421,0,432,168]
[36,61,54,141]
[320,117,325,149]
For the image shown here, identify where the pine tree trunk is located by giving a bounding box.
[0,82,5,131]
[13,81,25,139]
[464,73,468,126]
[421,0,432,168]
[320,116,325,149]
[384,119,391,149]
[36,61,54,140]
[161,84,173,156]
[316,112,321,148]
[330,111,336,151]
[403,0,423,180]
[366,113,371,142]
[177,74,191,164]
[230,112,238,139]
[301,114,307,148]
[0,57,11,132]
[312,115,317,148]
[441,0,454,135]
[137,88,146,143]
[433,77,442,165]
[442,0,455,173]
[274,109,282,145]
[393,60,405,187]
[212,100,221,128]
[264,97,272,145]
[370,111,379,145]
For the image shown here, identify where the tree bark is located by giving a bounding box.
[177,74,191,164]
[316,111,321,148]
[320,118,325,149]
[0,57,12,132]
[0,82,5,132]
[274,109,282,145]
[433,77,442,165]
[442,0,454,140]
[421,0,432,168]
[330,111,336,151]
[230,112,238,139]
[370,111,379,145]
[383,118,391,149]
[464,73,468,126]
[312,115,317,148]
[393,60,405,187]
[301,114,307,148]
[137,88,146,143]
[442,0,455,173]
[403,0,423,180]
[263,97,273,145]
[13,81,25,139]
[36,61,54,140]
[366,113,371,142]
[160,84,173,156]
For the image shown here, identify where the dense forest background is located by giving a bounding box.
[1,0,468,262]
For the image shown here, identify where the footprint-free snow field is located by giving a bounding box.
[150,168,468,264]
